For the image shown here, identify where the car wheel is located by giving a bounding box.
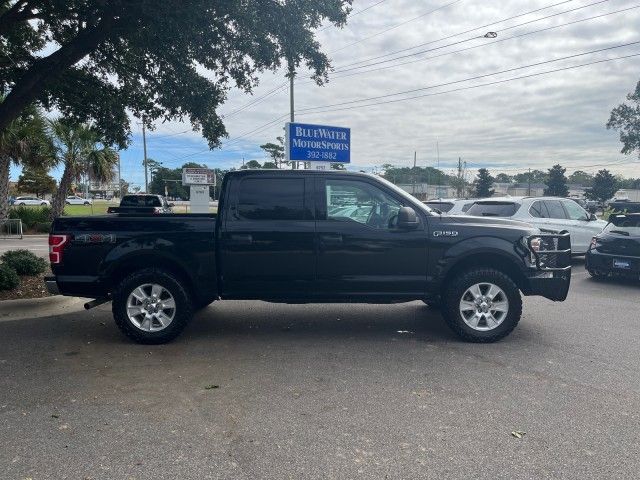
[18,202,25,206]
[84,202,90,205]
[442,268,522,343]
[41,202,47,206]
[112,268,194,344]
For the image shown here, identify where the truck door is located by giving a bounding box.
[219,175,315,299]
[315,176,428,299]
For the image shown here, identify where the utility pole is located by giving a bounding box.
[528,168,532,196]
[117,152,122,199]
[142,120,148,193]
[412,151,417,195]
[436,141,440,198]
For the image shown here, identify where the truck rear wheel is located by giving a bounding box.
[442,268,522,343]
[112,268,194,344]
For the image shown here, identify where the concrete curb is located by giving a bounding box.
[0,295,89,322]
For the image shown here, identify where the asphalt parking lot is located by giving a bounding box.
[1,260,638,479]
[0,235,48,258]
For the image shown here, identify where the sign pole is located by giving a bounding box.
[288,62,296,170]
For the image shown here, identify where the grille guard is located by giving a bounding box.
[527,231,572,271]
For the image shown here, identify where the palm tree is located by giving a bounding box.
[0,101,53,220]
[49,120,118,220]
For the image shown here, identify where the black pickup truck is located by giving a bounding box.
[46,170,571,344]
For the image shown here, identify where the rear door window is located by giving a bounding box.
[529,201,549,218]
[236,178,307,220]
[466,202,520,217]
[544,200,567,219]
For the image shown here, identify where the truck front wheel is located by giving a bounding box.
[112,268,194,344]
[442,268,522,343]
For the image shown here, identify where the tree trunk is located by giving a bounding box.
[0,157,10,220]
[50,164,74,221]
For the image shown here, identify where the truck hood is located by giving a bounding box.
[432,214,539,234]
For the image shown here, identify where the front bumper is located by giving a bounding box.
[44,276,60,295]
[523,232,572,301]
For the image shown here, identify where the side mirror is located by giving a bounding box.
[397,206,419,229]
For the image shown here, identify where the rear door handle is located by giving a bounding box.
[319,234,343,244]
[230,234,253,244]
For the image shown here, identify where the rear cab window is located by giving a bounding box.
[121,195,162,207]
[235,177,309,220]
[466,201,520,217]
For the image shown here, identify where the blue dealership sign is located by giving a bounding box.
[286,122,350,163]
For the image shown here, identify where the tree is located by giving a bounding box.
[148,162,208,200]
[260,137,286,168]
[607,80,640,159]
[584,169,618,204]
[0,1,351,148]
[495,173,512,183]
[242,160,262,170]
[49,120,118,219]
[513,169,547,185]
[0,101,52,219]
[473,168,495,197]
[263,161,278,169]
[17,164,56,197]
[568,170,594,186]
[544,164,569,197]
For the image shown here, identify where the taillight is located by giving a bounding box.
[49,234,70,264]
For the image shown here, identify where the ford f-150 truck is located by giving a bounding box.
[46,170,571,344]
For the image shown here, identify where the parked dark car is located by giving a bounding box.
[107,194,173,214]
[46,170,571,345]
[586,213,640,279]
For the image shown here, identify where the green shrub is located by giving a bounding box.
[1,249,48,276]
[9,205,52,230]
[0,264,19,290]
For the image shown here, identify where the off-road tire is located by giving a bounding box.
[112,268,193,344]
[442,268,522,343]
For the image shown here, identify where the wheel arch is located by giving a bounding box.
[441,251,528,295]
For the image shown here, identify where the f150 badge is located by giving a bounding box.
[433,230,459,237]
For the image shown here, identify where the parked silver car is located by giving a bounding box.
[13,196,50,206]
[465,197,607,255]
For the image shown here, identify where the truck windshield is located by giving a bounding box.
[466,202,520,217]
[121,196,162,207]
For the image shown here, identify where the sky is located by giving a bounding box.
[12,0,640,188]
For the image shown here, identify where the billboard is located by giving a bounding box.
[182,168,215,186]
[286,122,350,163]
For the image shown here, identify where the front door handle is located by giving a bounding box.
[230,234,253,244]
[319,234,343,244]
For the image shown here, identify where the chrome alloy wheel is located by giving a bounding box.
[126,284,176,332]
[458,282,509,331]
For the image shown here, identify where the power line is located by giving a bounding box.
[296,42,640,114]
[332,0,613,73]
[221,82,288,119]
[329,0,467,54]
[331,0,575,69]
[317,3,639,82]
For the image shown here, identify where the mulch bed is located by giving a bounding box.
[0,270,53,301]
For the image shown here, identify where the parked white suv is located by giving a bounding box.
[465,197,607,255]
[423,198,474,215]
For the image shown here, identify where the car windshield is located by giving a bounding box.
[121,195,162,207]
[605,215,640,236]
[466,201,520,217]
